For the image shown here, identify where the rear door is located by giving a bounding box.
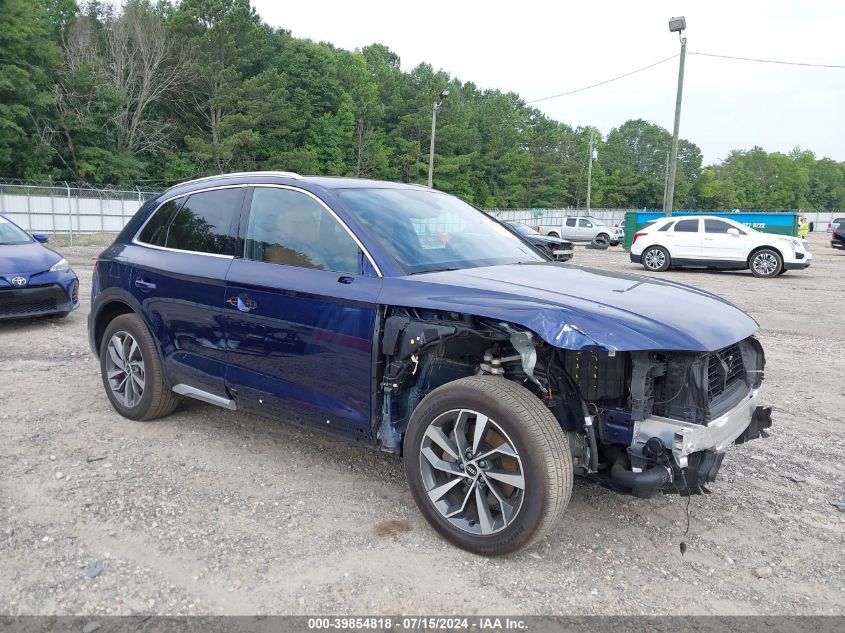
[129,186,245,397]
[668,218,702,259]
[224,185,381,439]
[561,217,577,239]
[701,219,745,261]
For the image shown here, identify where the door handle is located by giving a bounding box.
[703,237,714,241]
[134,278,156,290]
[337,275,355,284]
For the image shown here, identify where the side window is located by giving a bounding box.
[165,188,243,255]
[244,187,360,274]
[565,218,576,227]
[674,219,699,233]
[137,198,183,246]
[658,221,675,232]
[704,219,734,234]
[578,218,592,227]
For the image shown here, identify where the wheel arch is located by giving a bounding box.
[746,244,784,269]
[376,307,588,454]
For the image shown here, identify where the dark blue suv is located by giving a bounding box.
[90,172,772,554]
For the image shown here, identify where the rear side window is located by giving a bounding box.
[674,219,699,233]
[165,188,244,255]
[137,198,182,246]
[658,221,674,232]
[565,218,576,227]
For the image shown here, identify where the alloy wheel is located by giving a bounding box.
[753,252,778,276]
[644,248,666,270]
[105,331,146,408]
[419,408,525,536]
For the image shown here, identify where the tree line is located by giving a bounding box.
[1,0,843,210]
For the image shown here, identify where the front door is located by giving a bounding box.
[224,186,381,439]
[701,218,746,261]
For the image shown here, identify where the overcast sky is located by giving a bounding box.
[251,0,845,165]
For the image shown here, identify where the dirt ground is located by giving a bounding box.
[1,233,843,616]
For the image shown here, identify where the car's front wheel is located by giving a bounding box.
[99,313,180,420]
[642,246,671,272]
[749,248,783,278]
[404,376,572,555]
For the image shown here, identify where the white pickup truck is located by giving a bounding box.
[536,216,622,246]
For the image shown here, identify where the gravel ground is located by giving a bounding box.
[1,233,843,616]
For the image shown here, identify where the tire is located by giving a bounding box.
[404,376,573,555]
[99,313,180,421]
[777,268,788,276]
[749,248,783,278]
[587,235,609,250]
[548,232,560,239]
[642,246,670,272]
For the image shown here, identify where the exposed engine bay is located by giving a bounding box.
[376,306,772,497]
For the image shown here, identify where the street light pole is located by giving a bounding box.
[428,90,449,188]
[586,129,595,212]
[665,16,687,217]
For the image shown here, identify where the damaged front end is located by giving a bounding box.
[376,306,772,498]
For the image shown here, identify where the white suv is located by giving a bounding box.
[630,215,812,278]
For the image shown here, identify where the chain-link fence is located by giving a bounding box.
[0,181,159,246]
[1,180,841,248]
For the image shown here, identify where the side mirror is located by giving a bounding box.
[32,233,49,243]
[726,228,740,237]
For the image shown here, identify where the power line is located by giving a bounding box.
[690,51,845,69]
[525,55,679,104]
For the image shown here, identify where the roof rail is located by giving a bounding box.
[180,171,304,186]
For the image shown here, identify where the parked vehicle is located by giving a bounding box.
[630,215,812,278]
[829,217,845,234]
[505,221,574,261]
[89,172,772,555]
[537,216,622,246]
[832,224,845,250]
[0,214,79,321]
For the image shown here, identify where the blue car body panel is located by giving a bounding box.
[0,215,79,320]
[124,244,233,397]
[224,259,381,437]
[379,263,757,352]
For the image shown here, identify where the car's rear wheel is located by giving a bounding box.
[642,246,670,272]
[100,313,180,420]
[548,231,560,239]
[404,376,572,555]
[749,248,783,278]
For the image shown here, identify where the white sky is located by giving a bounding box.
[251,0,845,165]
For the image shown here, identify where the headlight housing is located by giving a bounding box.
[49,258,71,273]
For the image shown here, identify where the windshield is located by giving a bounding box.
[337,188,544,274]
[508,222,537,237]
[0,216,32,245]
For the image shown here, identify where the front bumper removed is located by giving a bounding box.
[612,392,772,497]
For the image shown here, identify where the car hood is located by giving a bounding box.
[534,235,570,247]
[380,262,758,352]
[0,242,61,276]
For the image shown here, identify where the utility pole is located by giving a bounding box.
[666,16,687,217]
[586,129,593,212]
[428,89,449,188]
[662,150,670,213]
